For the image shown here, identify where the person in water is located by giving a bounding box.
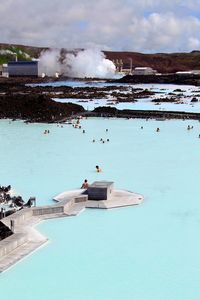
[96,165,102,172]
[81,179,89,189]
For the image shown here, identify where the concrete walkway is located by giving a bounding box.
[0,186,144,272]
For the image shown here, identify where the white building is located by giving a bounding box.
[133,67,157,75]
[176,70,200,75]
[0,64,9,78]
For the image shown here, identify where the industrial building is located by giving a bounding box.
[0,64,9,77]
[112,58,133,75]
[7,61,38,77]
[112,59,157,76]
[133,67,157,75]
[176,70,200,75]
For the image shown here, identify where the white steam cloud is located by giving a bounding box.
[39,49,116,78]
[65,49,116,78]
[38,49,61,77]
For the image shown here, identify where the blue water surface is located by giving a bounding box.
[0,117,200,300]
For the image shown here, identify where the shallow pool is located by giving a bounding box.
[0,118,200,300]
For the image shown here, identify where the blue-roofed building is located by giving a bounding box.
[7,61,38,77]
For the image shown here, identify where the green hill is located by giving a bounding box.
[0,43,47,64]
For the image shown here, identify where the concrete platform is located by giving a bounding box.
[0,182,144,272]
[54,188,144,209]
[86,189,143,208]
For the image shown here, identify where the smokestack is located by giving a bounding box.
[129,58,133,74]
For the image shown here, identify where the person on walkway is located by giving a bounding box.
[81,179,89,189]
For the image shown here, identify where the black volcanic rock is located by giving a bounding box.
[0,94,84,122]
[94,106,117,114]
[191,97,198,102]
[115,74,200,86]
[91,106,200,120]
[0,221,13,241]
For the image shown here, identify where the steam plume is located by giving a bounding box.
[39,48,116,78]
[38,49,61,77]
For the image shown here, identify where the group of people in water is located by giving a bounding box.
[141,124,200,136]
[81,165,102,189]
[141,126,160,132]
[92,138,110,143]
[81,125,110,143]
[92,129,109,143]
[186,124,200,138]
[44,124,66,134]
[44,129,50,134]
[72,117,82,129]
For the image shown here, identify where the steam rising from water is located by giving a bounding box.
[39,49,116,78]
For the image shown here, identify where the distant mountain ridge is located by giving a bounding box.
[1,43,200,73]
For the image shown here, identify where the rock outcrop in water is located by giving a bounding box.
[0,93,84,123]
[92,106,200,120]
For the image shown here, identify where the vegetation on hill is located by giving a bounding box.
[0,43,46,64]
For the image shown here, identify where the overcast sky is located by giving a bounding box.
[1,0,200,53]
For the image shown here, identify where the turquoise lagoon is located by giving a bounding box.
[0,117,200,300]
[0,113,200,300]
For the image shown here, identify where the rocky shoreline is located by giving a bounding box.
[0,93,84,123]
[0,76,200,123]
[91,106,200,121]
[115,73,200,85]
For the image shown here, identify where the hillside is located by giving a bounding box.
[104,50,200,73]
[1,43,200,73]
[0,43,47,64]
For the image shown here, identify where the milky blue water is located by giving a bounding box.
[53,95,200,112]
[46,81,200,113]
[0,117,200,300]
[28,79,124,88]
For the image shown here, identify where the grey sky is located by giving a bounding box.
[1,0,200,52]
